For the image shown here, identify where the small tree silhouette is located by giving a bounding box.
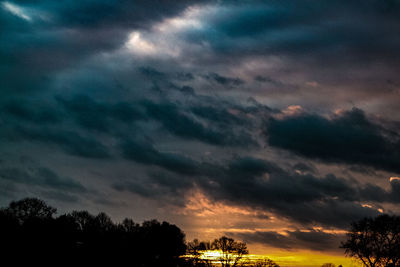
[341,214,400,266]
[4,198,56,224]
[211,236,248,267]
[187,239,213,266]
[253,258,280,267]
[186,237,280,267]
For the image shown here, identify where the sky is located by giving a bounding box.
[1,0,400,265]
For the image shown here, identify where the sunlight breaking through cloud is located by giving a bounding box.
[2,1,31,21]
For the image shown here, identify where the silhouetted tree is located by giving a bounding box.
[187,239,213,267]
[119,217,139,232]
[321,263,335,267]
[68,210,96,231]
[341,214,400,267]
[186,237,280,267]
[4,197,56,224]
[186,236,248,267]
[212,236,248,267]
[253,258,280,267]
[94,212,114,231]
[139,219,187,266]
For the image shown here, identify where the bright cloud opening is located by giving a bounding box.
[2,1,31,21]
[125,31,157,55]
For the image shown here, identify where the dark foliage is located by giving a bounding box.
[0,198,186,266]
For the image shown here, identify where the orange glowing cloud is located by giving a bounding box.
[390,177,400,182]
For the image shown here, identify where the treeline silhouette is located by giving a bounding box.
[0,198,280,267]
[0,198,185,266]
[3,198,400,267]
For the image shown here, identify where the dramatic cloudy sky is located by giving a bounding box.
[1,0,400,265]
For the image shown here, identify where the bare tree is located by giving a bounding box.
[253,258,280,267]
[187,239,213,267]
[341,214,400,267]
[212,236,249,267]
[68,210,95,231]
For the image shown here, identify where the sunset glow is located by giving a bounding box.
[186,250,361,267]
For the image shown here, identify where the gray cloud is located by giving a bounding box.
[202,72,244,87]
[1,98,62,124]
[0,166,86,192]
[18,126,111,158]
[267,108,400,174]
[233,229,345,252]
[121,138,201,175]
[57,94,144,133]
[113,152,391,227]
[139,96,259,147]
[198,157,380,227]
[183,1,400,66]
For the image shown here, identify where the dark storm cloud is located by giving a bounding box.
[112,171,193,205]
[215,157,357,204]
[1,0,206,51]
[142,100,256,147]
[116,151,386,227]
[138,67,195,82]
[183,0,400,67]
[121,138,201,175]
[254,76,284,87]
[0,0,209,95]
[19,0,206,29]
[202,72,244,87]
[1,99,61,124]
[56,91,258,146]
[359,179,400,203]
[199,157,381,227]
[17,126,111,158]
[190,105,247,126]
[267,108,400,173]
[233,229,344,251]
[0,166,86,192]
[138,66,168,81]
[57,94,144,132]
[205,155,400,226]
[0,102,110,159]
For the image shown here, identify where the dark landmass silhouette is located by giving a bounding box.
[2,198,399,267]
[0,198,185,266]
[0,197,280,266]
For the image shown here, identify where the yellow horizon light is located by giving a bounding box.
[185,249,362,267]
